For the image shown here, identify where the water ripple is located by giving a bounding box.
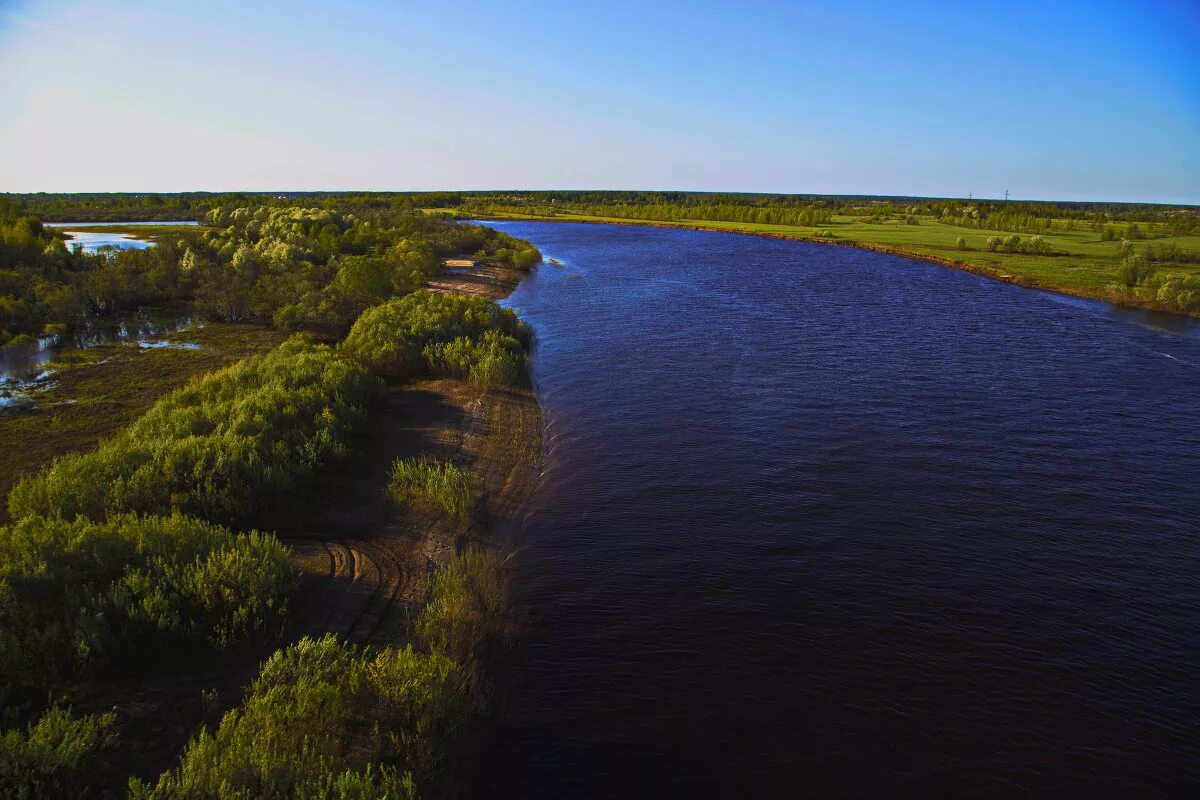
[487,222,1200,799]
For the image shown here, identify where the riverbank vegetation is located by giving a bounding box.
[389,457,482,524]
[127,542,511,800]
[8,339,378,525]
[342,290,530,385]
[2,194,540,798]
[0,514,296,689]
[128,636,466,799]
[0,323,292,517]
[0,706,117,799]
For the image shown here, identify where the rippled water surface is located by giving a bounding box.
[484,222,1199,798]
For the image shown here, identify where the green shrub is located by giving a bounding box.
[341,290,529,383]
[955,236,967,250]
[985,236,1002,252]
[0,513,297,687]
[131,635,467,800]
[388,457,481,524]
[424,329,525,388]
[1151,274,1200,312]
[1117,254,1156,287]
[0,707,116,800]
[476,231,542,270]
[8,338,378,524]
[416,549,508,667]
[1025,235,1050,254]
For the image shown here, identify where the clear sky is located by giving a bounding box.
[1,0,1197,203]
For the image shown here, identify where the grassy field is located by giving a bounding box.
[471,210,1200,314]
[0,323,289,520]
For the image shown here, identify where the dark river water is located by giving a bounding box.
[482,221,1200,798]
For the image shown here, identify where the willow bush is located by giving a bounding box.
[341,290,529,385]
[8,338,378,524]
[0,707,117,799]
[0,513,298,688]
[130,636,468,800]
[424,328,525,388]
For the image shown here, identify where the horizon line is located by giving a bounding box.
[4,189,1198,208]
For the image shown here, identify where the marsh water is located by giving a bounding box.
[483,221,1200,797]
[45,220,198,253]
[0,311,197,409]
[1,224,197,406]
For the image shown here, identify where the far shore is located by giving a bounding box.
[473,212,1200,319]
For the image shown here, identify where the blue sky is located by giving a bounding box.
[1,0,1197,202]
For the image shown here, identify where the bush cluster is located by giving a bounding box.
[0,199,544,343]
[8,339,378,524]
[0,707,117,799]
[1150,274,1200,312]
[0,514,297,688]
[985,234,1051,254]
[1116,254,1156,287]
[341,290,529,386]
[129,635,468,800]
[129,462,509,798]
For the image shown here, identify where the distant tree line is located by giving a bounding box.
[5,191,1195,231]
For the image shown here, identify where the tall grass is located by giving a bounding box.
[388,457,481,524]
[416,548,509,668]
[424,328,525,388]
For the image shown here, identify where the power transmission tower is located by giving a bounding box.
[1004,190,1009,202]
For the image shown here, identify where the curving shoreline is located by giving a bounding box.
[477,214,1200,319]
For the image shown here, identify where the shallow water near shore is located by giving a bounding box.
[483,221,1200,797]
[44,220,198,252]
[0,311,196,408]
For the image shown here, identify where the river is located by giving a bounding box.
[483,221,1200,797]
